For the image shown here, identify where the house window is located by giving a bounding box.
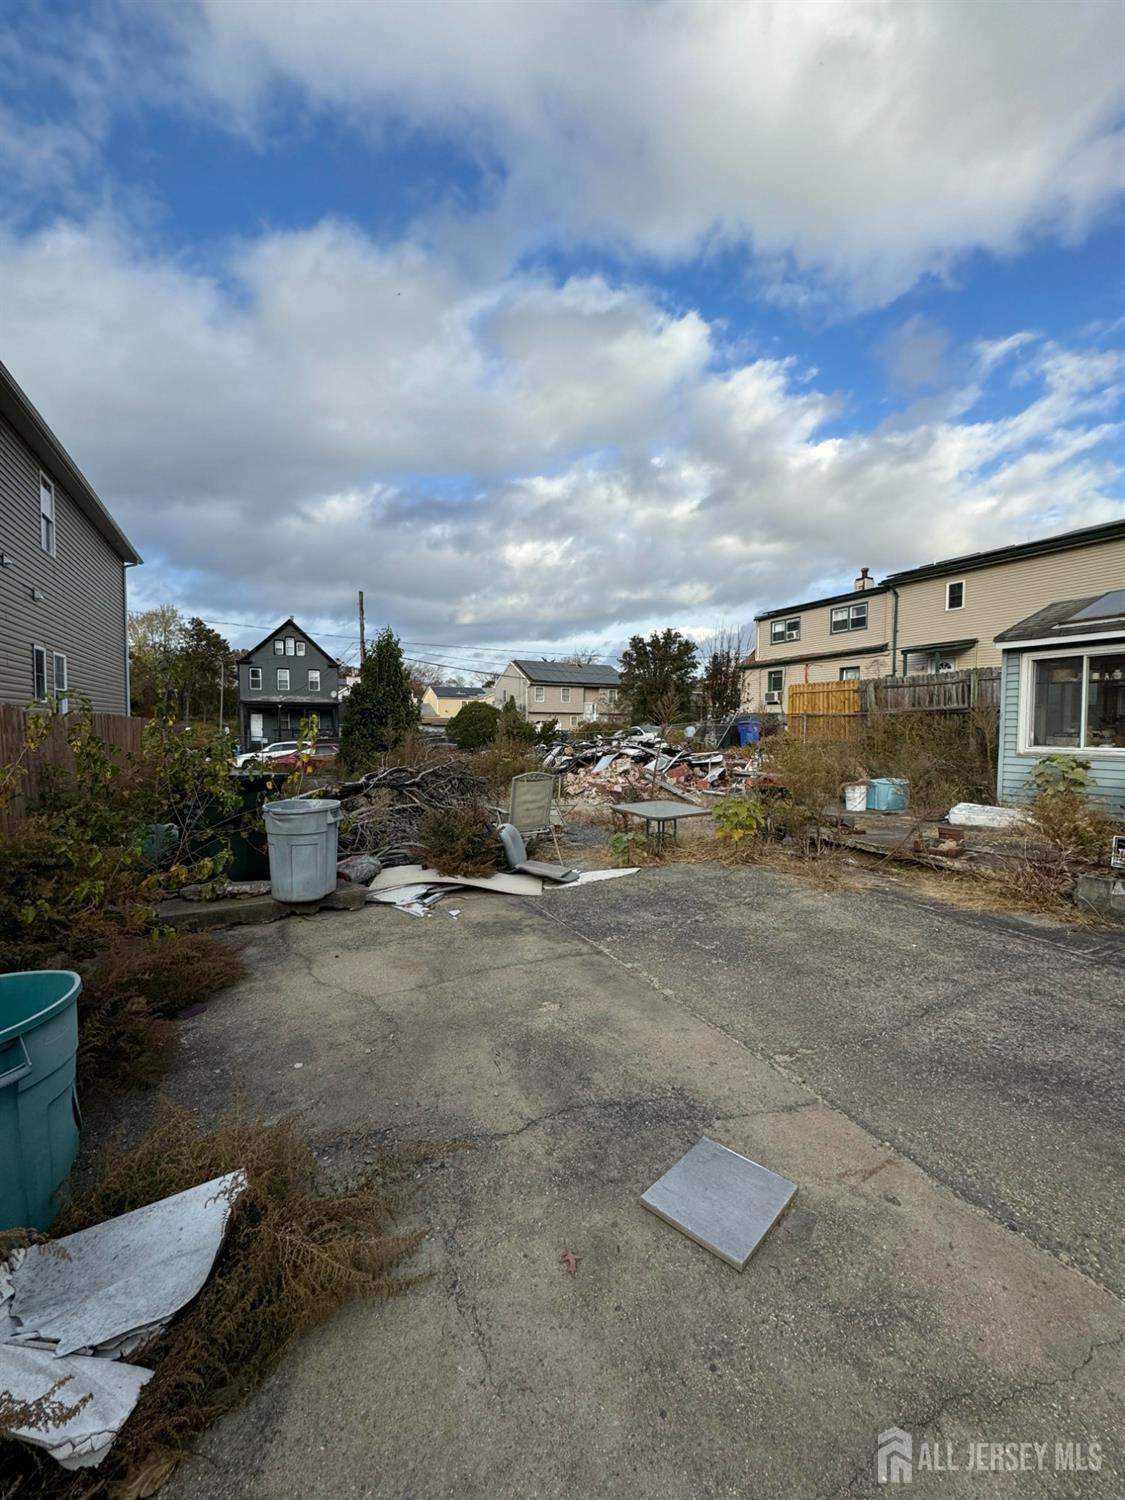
[295,641,306,656]
[831,602,868,633]
[1027,650,1125,751]
[308,669,321,691]
[53,653,68,712]
[607,688,618,703]
[946,580,965,611]
[561,687,572,703]
[32,645,48,700]
[274,639,285,655]
[766,669,783,694]
[534,685,546,702]
[770,617,800,644]
[839,666,860,681]
[249,667,262,690]
[277,668,290,690]
[39,475,56,556]
[285,637,296,656]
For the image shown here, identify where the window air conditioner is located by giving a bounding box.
[764,691,781,705]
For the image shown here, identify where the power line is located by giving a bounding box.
[197,617,612,663]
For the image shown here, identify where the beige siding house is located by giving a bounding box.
[492,660,622,728]
[421,683,488,719]
[742,520,1125,713]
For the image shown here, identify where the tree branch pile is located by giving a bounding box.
[328,762,489,864]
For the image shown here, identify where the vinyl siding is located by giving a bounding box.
[239,625,341,744]
[0,414,129,712]
[896,536,1125,669]
[741,653,883,711]
[754,588,890,665]
[997,647,1125,814]
[492,664,620,722]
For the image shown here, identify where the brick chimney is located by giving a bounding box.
[854,566,873,592]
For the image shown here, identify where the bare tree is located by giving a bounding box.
[699,626,748,722]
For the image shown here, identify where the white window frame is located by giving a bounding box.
[274,639,285,655]
[32,645,48,700]
[277,668,291,691]
[534,685,546,702]
[766,668,784,695]
[1018,645,1125,757]
[308,669,321,691]
[945,579,966,611]
[295,640,306,656]
[285,637,296,656]
[52,652,69,713]
[39,474,57,557]
[607,688,618,703]
[248,667,262,690]
[831,602,868,634]
[560,686,572,703]
[839,666,860,681]
[770,617,801,645]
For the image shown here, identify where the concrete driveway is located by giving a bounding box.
[165,865,1125,1499]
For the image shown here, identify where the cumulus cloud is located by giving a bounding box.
[165,0,1125,304]
[0,219,1120,652]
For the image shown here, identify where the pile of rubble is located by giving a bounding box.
[542,729,756,803]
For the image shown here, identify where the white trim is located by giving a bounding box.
[945,579,966,611]
[307,669,321,691]
[276,668,291,690]
[534,685,546,702]
[999,630,1125,651]
[1016,643,1125,757]
[248,667,262,690]
[39,472,57,557]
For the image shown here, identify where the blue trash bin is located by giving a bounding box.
[737,720,762,747]
[0,970,81,1231]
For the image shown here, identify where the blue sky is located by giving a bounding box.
[1,0,1123,672]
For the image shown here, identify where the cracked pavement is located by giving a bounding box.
[159,863,1124,1498]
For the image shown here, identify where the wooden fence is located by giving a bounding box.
[0,704,147,834]
[788,668,1000,740]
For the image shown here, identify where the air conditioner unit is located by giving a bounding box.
[764,691,781,705]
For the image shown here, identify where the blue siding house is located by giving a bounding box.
[995,593,1125,815]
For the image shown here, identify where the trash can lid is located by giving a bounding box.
[0,971,82,1042]
[263,797,341,815]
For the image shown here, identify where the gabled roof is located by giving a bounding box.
[0,357,141,564]
[237,617,343,666]
[995,594,1125,646]
[511,659,620,686]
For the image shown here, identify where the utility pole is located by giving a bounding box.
[358,590,367,663]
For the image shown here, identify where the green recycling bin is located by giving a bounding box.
[0,970,81,1231]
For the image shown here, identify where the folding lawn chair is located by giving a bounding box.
[491,772,565,862]
[497,823,579,883]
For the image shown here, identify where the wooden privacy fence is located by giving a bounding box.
[0,704,147,834]
[787,668,1000,740]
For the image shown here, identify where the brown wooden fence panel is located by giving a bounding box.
[787,680,862,740]
[873,668,1000,712]
[0,705,146,834]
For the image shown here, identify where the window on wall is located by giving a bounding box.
[308,669,321,691]
[770,617,800,644]
[534,685,545,702]
[53,653,68,712]
[766,669,783,694]
[39,475,56,556]
[946,580,965,610]
[560,687,571,703]
[285,637,296,656]
[839,666,860,681]
[831,602,868,633]
[1028,651,1125,750]
[607,688,618,703]
[274,639,285,655]
[249,667,262,689]
[295,641,306,656]
[32,645,48,699]
[277,668,290,690]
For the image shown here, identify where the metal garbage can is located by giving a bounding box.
[263,798,342,902]
[0,970,81,1231]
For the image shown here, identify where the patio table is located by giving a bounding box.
[610,799,711,850]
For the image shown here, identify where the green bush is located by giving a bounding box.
[446,699,500,751]
[339,628,419,770]
[498,699,536,745]
[712,795,766,844]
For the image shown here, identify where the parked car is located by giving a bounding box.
[267,742,339,770]
[232,740,339,770]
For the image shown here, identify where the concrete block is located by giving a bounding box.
[1074,873,1125,922]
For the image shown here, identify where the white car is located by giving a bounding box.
[232,740,300,769]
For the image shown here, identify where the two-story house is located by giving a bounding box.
[742,518,1125,712]
[0,358,141,713]
[421,683,488,718]
[237,618,342,748]
[491,660,622,729]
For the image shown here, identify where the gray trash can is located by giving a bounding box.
[263,798,342,902]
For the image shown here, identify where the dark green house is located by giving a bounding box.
[237,618,343,749]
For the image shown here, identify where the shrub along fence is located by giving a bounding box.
[0,703,147,833]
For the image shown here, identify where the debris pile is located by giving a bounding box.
[325,762,488,865]
[543,731,755,804]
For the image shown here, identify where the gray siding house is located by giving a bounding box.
[491,659,622,728]
[238,618,342,748]
[0,358,140,713]
[995,593,1125,815]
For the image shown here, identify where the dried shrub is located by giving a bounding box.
[473,739,541,798]
[0,1102,423,1500]
[417,804,501,877]
[1026,787,1119,865]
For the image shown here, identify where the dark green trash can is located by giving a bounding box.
[0,970,81,1231]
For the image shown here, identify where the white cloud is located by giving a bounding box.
[165,0,1125,304]
[0,218,1120,651]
